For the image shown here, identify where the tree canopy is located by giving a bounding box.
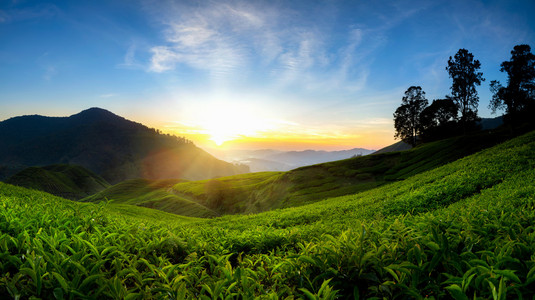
[446,49,484,131]
[420,98,458,141]
[394,86,428,146]
[490,44,535,124]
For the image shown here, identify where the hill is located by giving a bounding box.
[170,129,514,215]
[0,107,248,183]
[5,164,110,200]
[82,178,217,218]
[0,130,533,298]
[373,140,412,154]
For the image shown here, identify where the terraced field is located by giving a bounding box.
[0,130,534,298]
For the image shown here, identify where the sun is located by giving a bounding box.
[197,103,274,146]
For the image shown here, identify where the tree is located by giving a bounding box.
[420,98,458,141]
[394,86,428,146]
[490,44,535,124]
[446,49,485,132]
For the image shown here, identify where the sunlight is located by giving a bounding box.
[196,103,275,146]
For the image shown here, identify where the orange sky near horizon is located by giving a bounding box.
[156,122,395,151]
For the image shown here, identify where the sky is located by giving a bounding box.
[1,0,534,151]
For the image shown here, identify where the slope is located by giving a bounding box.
[0,107,248,183]
[5,164,110,200]
[172,129,515,214]
[83,178,217,218]
[0,130,533,299]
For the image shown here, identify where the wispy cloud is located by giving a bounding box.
[0,10,7,23]
[42,65,57,81]
[141,1,387,92]
[99,93,118,98]
[145,2,259,77]
[0,3,59,23]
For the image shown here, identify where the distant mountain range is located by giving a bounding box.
[0,108,248,183]
[208,147,376,172]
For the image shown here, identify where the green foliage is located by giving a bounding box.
[83,178,217,218]
[171,129,514,216]
[1,131,534,298]
[490,44,535,125]
[393,86,429,146]
[6,164,110,200]
[446,48,485,130]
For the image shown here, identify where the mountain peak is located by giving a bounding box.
[69,107,126,124]
[74,107,117,118]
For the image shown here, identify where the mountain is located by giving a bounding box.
[238,157,293,172]
[263,148,375,168]
[6,164,110,200]
[0,108,249,183]
[478,115,504,130]
[209,147,376,172]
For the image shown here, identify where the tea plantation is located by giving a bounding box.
[1,131,534,299]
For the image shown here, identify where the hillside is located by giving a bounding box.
[373,140,412,154]
[5,164,110,200]
[83,178,217,218]
[170,129,515,215]
[0,108,248,183]
[0,130,533,299]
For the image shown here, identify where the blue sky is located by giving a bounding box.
[1,0,534,150]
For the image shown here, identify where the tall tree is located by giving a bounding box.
[446,49,485,132]
[394,86,428,146]
[489,44,535,124]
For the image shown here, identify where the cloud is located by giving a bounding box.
[42,65,57,81]
[0,10,7,23]
[0,3,59,23]
[99,93,118,98]
[145,2,262,77]
[141,1,385,93]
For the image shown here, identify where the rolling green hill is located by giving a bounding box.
[0,130,534,298]
[5,164,110,200]
[171,129,514,214]
[83,178,217,218]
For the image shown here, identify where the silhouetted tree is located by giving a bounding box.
[420,98,458,141]
[394,86,428,146]
[490,44,535,125]
[446,49,485,132]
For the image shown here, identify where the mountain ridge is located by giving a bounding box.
[0,108,249,183]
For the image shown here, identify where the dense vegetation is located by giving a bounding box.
[83,179,217,218]
[0,108,248,183]
[6,164,110,200]
[394,44,534,145]
[169,129,514,215]
[1,130,534,298]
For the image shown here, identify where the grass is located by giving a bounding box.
[83,178,217,218]
[6,164,110,200]
[0,130,534,298]
[171,128,515,215]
